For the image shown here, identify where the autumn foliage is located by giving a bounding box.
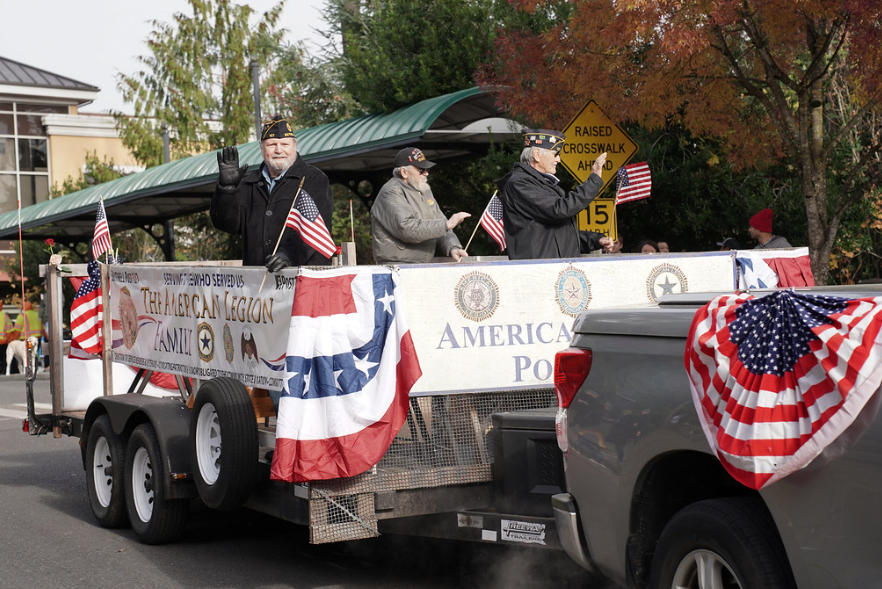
[478,0,882,282]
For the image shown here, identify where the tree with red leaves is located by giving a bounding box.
[479,0,882,284]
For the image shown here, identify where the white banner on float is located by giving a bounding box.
[397,252,736,395]
[109,265,296,390]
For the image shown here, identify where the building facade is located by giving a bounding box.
[0,56,139,214]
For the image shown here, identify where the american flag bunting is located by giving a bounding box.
[70,261,104,355]
[271,267,422,482]
[685,290,882,489]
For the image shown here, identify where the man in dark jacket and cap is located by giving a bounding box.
[211,115,334,271]
[497,129,612,260]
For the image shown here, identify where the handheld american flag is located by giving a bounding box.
[479,194,506,251]
[615,162,651,204]
[70,261,103,355]
[92,200,112,260]
[685,290,882,490]
[285,190,335,258]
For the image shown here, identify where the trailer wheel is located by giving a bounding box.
[189,377,258,510]
[648,497,795,589]
[125,423,189,544]
[85,414,128,528]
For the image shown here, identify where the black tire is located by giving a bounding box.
[649,497,796,589]
[124,423,189,544]
[84,414,128,528]
[189,377,258,510]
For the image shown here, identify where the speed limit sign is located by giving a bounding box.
[577,197,617,241]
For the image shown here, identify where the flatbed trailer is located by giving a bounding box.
[22,251,750,547]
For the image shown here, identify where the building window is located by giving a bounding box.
[0,102,61,212]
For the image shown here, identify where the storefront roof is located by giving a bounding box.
[0,87,516,242]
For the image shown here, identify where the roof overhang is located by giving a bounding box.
[0,87,517,243]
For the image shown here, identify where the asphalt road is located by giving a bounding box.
[0,373,616,589]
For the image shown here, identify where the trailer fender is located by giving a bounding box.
[82,394,196,500]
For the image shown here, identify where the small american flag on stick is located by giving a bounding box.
[615,162,651,204]
[92,200,112,260]
[479,194,506,251]
[285,190,335,258]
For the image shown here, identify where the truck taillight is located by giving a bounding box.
[554,348,592,453]
[554,348,592,409]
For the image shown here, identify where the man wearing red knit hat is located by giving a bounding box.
[748,208,792,249]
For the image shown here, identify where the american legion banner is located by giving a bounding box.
[109,265,296,390]
[397,251,738,395]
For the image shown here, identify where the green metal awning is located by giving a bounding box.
[0,87,517,243]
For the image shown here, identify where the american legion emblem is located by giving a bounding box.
[197,321,215,362]
[454,270,500,322]
[555,265,592,317]
[646,263,688,303]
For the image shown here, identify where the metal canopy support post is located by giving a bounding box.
[163,220,175,261]
[251,58,262,141]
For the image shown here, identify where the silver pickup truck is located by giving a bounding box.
[551,286,882,589]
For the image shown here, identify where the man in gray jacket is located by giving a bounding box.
[371,147,470,264]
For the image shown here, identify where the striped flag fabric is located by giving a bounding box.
[92,200,112,260]
[685,289,882,490]
[70,261,103,355]
[480,194,506,251]
[735,248,815,289]
[615,162,651,204]
[285,190,335,258]
[271,267,422,482]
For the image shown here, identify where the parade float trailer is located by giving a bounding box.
[22,250,801,549]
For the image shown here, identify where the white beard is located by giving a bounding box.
[405,175,428,193]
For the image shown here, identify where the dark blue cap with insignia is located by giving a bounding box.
[523,128,566,153]
[261,115,295,140]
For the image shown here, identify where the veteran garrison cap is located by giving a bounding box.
[523,128,566,153]
[261,115,295,140]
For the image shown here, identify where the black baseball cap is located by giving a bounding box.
[717,237,740,250]
[394,147,436,169]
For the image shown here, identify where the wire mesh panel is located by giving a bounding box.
[308,389,555,543]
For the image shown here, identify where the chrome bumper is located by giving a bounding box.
[551,493,596,573]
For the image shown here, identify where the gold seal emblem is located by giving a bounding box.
[223,324,234,363]
[119,286,139,349]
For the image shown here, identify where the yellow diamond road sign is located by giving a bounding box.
[559,100,638,237]
[559,99,638,188]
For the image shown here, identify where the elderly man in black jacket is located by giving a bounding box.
[211,115,334,271]
[498,129,612,260]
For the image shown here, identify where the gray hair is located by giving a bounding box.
[393,166,407,179]
[520,147,539,164]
